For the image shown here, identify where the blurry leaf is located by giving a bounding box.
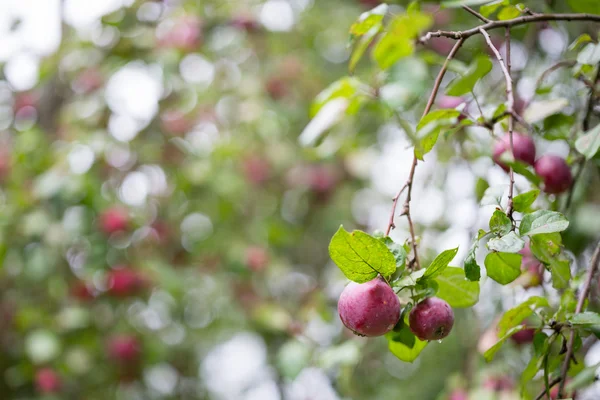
[489,210,512,236]
[423,247,459,279]
[414,109,460,160]
[569,34,593,51]
[523,99,568,124]
[484,325,526,362]
[350,4,387,37]
[329,226,396,283]
[522,333,550,386]
[578,43,600,65]
[394,269,426,288]
[480,185,507,207]
[530,232,569,289]
[373,11,432,70]
[480,0,509,17]
[442,0,496,7]
[435,267,480,307]
[387,327,428,362]
[550,259,571,289]
[568,0,600,13]
[446,56,492,96]
[381,237,407,274]
[475,177,490,202]
[497,5,520,20]
[566,362,600,391]
[569,312,600,325]
[503,160,542,186]
[575,124,600,160]
[487,232,525,253]
[520,210,569,236]
[349,23,382,73]
[497,296,548,337]
[300,98,349,147]
[310,77,367,117]
[484,252,522,284]
[513,190,540,212]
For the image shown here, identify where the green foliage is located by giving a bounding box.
[519,210,570,236]
[434,267,480,307]
[484,325,527,362]
[512,190,540,212]
[484,252,522,284]
[489,210,512,236]
[497,296,548,337]
[423,247,459,279]
[414,109,461,160]
[387,326,428,363]
[575,124,600,160]
[446,56,493,96]
[487,231,525,253]
[329,227,396,283]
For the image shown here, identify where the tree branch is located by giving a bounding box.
[385,38,465,270]
[462,5,491,23]
[534,377,561,400]
[557,241,600,397]
[479,27,516,224]
[419,13,600,44]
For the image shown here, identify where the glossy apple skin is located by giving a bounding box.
[492,133,536,172]
[409,297,454,341]
[35,368,61,394]
[338,277,400,337]
[534,155,573,194]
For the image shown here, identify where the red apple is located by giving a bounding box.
[106,268,146,297]
[158,16,202,51]
[245,246,269,272]
[35,368,61,394]
[242,156,271,186]
[107,335,141,363]
[338,277,400,337]
[160,110,193,135]
[493,132,536,172]
[483,376,514,392]
[409,297,454,341]
[510,326,536,344]
[99,207,129,235]
[266,77,288,100]
[70,281,95,301]
[534,155,573,194]
[230,15,262,33]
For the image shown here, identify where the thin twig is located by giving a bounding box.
[462,5,491,23]
[385,38,466,270]
[534,377,561,400]
[480,27,516,224]
[419,13,600,44]
[557,242,600,397]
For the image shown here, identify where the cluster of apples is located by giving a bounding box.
[337,277,454,341]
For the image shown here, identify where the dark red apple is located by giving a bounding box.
[99,207,129,235]
[493,132,536,172]
[107,335,141,363]
[70,281,95,301]
[510,326,536,344]
[484,376,514,392]
[409,297,454,341]
[35,368,61,394]
[245,246,269,272]
[106,268,146,297]
[338,277,400,337]
[534,155,573,194]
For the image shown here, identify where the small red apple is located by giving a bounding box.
[265,77,288,100]
[70,281,95,301]
[158,16,202,51]
[230,15,262,33]
[493,132,536,172]
[534,155,573,194]
[107,335,141,363]
[106,268,146,297]
[245,246,269,272]
[99,207,130,235]
[160,110,193,135]
[510,326,536,344]
[35,368,61,394]
[242,156,271,186]
[409,297,454,341]
[338,277,400,337]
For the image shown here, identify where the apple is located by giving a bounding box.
[106,268,146,297]
[534,155,573,194]
[99,207,130,235]
[409,297,454,341]
[510,326,536,344]
[338,277,400,337]
[107,335,141,363]
[35,368,61,394]
[492,132,536,172]
[245,246,269,272]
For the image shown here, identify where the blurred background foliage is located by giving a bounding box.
[0,0,599,399]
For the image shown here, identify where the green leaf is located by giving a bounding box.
[497,5,520,20]
[521,333,549,386]
[423,247,459,279]
[523,99,569,124]
[529,233,570,289]
[570,312,600,326]
[446,56,492,96]
[569,34,593,51]
[567,362,600,391]
[519,210,569,236]
[487,232,525,253]
[577,43,600,66]
[513,190,540,212]
[503,159,542,186]
[484,252,522,285]
[435,267,480,308]
[550,259,571,290]
[382,237,407,274]
[568,0,600,14]
[475,177,490,202]
[489,210,512,236]
[480,185,506,207]
[484,325,526,362]
[349,24,382,74]
[373,11,432,70]
[329,226,396,283]
[387,327,428,362]
[349,4,387,37]
[480,0,509,17]
[497,296,548,337]
[575,124,600,160]
[394,268,426,288]
[310,77,368,117]
[464,249,481,281]
[414,109,460,160]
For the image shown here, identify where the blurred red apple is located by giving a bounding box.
[99,207,130,235]
[266,77,288,100]
[35,368,61,394]
[158,16,202,51]
[230,15,262,33]
[70,281,95,301]
[245,246,269,272]
[510,326,536,344]
[484,376,514,392]
[242,156,271,186]
[108,335,141,363]
[535,155,573,194]
[160,110,193,135]
[106,268,146,297]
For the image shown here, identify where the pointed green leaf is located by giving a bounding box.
[512,190,540,213]
[435,267,480,308]
[519,210,569,236]
[446,56,492,96]
[387,327,428,363]
[350,4,388,37]
[414,109,460,160]
[489,210,512,236]
[484,325,526,362]
[487,232,525,253]
[329,226,396,283]
[497,296,548,337]
[575,124,600,160]
[423,247,459,279]
[570,312,600,326]
[484,252,522,285]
